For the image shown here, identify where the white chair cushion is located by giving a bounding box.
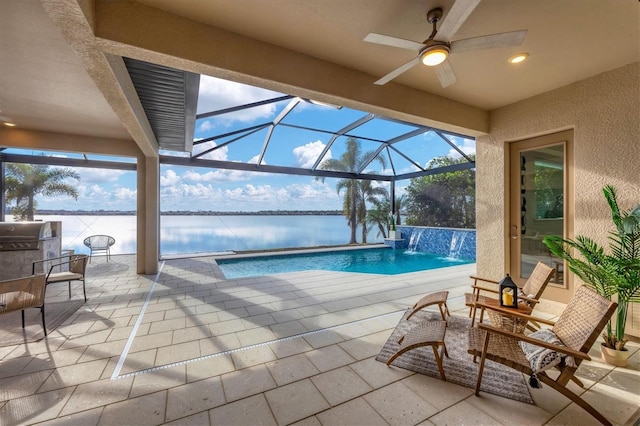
[518,329,565,373]
[47,272,83,283]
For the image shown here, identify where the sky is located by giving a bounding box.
[7,76,475,213]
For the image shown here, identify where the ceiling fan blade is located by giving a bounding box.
[374,57,420,85]
[450,30,527,53]
[435,59,457,88]
[436,0,482,41]
[364,33,425,51]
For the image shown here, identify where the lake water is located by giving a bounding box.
[27,215,385,256]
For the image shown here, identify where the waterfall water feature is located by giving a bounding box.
[448,231,468,259]
[406,228,425,253]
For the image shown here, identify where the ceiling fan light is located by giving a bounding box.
[508,53,529,64]
[420,46,449,66]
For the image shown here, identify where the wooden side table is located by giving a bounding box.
[473,299,532,333]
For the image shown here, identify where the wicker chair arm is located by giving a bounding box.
[469,275,500,285]
[470,284,500,294]
[517,294,540,304]
[475,301,556,326]
[477,322,591,361]
[32,254,73,273]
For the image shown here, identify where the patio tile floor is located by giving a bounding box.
[0,253,638,425]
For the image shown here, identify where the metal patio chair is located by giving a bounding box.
[33,254,89,302]
[83,235,115,262]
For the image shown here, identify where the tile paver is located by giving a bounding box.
[208,394,277,425]
[265,378,331,425]
[316,397,388,426]
[0,255,637,426]
[311,365,373,406]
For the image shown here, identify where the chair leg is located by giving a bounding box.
[68,281,72,299]
[21,310,25,329]
[82,279,87,302]
[538,373,612,426]
[474,332,491,395]
[41,306,47,336]
[432,344,447,381]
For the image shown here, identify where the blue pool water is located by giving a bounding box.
[216,247,473,279]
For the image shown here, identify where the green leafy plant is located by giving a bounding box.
[543,185,640,350]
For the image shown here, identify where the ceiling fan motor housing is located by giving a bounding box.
[426,7,443,24]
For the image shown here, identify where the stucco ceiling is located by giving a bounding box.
[0,0,638,155]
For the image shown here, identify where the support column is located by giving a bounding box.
[390,180,396,218]
[137,155,159,274]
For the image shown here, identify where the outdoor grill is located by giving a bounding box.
[0,222,52,251]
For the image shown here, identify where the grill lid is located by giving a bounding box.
[0,222,52,251]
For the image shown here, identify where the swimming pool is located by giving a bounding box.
[216,247,473,279]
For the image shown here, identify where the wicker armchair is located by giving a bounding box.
[0,274,48,336]
[468,286,617,426]
[465,261,555,323]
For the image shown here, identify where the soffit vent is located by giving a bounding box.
[123,57,199,152]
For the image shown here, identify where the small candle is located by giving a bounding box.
[502,290,513,305]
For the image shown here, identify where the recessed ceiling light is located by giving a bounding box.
[3,122,16,127]
[508,53,529,64]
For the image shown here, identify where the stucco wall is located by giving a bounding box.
[476,62,639,330]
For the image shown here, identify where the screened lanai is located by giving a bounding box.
[2,59,475,225]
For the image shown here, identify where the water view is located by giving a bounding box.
[27,214,386,256]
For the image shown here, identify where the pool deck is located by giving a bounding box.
[0,253,638,425]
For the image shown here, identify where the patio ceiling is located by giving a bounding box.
[0,1,637,173]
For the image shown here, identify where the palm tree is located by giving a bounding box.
[318,137,386,244]
[5,163,80,220]
[359,181,389,243]
[394,194,406,225]
[367,197,392,239]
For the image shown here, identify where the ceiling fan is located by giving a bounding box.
[364,0,527,87]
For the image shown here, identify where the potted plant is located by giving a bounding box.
[543,185,640,366]
[388,214,397,239]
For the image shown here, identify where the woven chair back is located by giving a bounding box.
[521,262,555,298]
[552,286,617,353]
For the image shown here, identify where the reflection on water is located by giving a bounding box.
[29,215,382,255]
[160,215,376,254]
[28,215,138,256]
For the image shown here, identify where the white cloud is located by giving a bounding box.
[160,169,182,186]
[198,121,214,132]
[193,141,229,161]
[159,179,341,212]
[196,76,283,126]
[76,168,127,184]
[179,167,256,183]
[293,140,330,168]
[85,184,110,198]
[113,187,136,200]
[448,138,476,158]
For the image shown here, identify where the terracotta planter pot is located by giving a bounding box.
[600,343,630,367]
